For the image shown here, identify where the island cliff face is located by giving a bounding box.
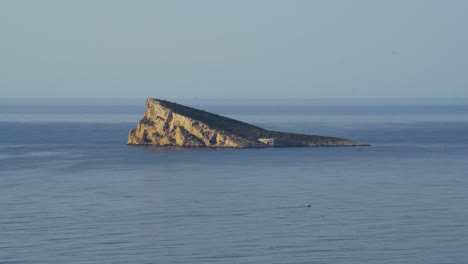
[128,99,369,148]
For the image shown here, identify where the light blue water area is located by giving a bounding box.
[1,99,467,263]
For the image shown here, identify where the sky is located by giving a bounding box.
[1,0,468,99]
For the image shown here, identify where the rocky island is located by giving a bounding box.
[128,99,369,148]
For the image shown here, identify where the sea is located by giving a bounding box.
[1,98,467,264]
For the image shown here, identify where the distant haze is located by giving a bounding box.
[1,0,467,99]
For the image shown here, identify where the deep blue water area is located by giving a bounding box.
[1,99,467,263]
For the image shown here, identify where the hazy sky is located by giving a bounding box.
[1,0,467,99]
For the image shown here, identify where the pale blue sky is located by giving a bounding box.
[1,0,467,99]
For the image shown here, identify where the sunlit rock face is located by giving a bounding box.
[127,99,257,147]
[128,98,369,148]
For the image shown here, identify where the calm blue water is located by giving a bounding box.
[1,99,468,264]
